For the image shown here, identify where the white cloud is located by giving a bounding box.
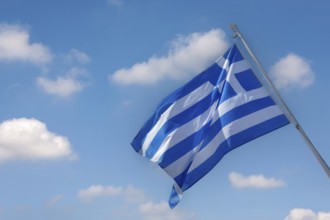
[0,23,52,65]
[78,185,123,202]
[64,49,90,64]
[229,172,286,189]
[111,29,228,85]
[0,118,76,163]
[139,201,196,220]
[37,67,88,97]
[284,208,330,220]
[270,53,314,89]
[77,184,146,203]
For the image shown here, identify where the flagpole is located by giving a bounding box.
[230,24,330,179]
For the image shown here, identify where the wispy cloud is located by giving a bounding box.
[78,185,125,202]
[37,67,89,98]
[47,195,64,207]
[0,118,77,163]
[284,208,330,220]
[0,22,52,65]
[270,53,314,89]
[63,48,90,65]
[78,184,147,204]
[110,29,228,85]
[37,47,92,98]
[229,172,286,189]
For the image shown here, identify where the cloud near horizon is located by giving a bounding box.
[229,172,286,189]
[78,184,196,220]
[0,22,52,65]
[139,201,196,220]
[111,29,228,85]
[0,118,77,163]
[284,208,330,220]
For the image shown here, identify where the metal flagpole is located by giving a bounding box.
[230,24,330,179]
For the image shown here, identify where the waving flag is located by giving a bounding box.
[131,44,290,208]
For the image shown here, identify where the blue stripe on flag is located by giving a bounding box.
[235,69,262,91]
[169,186,182,208]
[222,44,244,64]
[198,97,277,151]
[145,93,219,158]
[218,97,277,131]
[219,82,237,104]
[159,96,276,169]
[158,122,210,168]
[180,114,289,191]
[153,63,226,114]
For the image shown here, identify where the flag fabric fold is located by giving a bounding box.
[131,44,290,208]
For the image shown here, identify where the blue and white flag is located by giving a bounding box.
[131,44,290,208]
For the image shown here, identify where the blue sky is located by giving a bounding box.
[0,0,330,219]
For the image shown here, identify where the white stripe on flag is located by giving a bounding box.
[230,59,250,74]
[163,142,200,178]
[217,58,251,94]
[151,101,219,162]
[187,105,284,173]
[216,57,250,75]
[216,56,230,72]
[213,87,269,124]
[141,81,214,156]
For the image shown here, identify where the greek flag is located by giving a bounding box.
[131,44,290,208]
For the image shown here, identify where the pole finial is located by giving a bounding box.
[229,24,240,39]
[230,24,238,30]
